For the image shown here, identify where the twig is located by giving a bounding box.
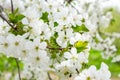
[47,72,52,80]
[70,4,80,14]
[64,0,80,14]
[0,5,4,13]
[47,46,63,50]
[15,58,21,80]
[65,0,73,4]
[0,14,15,29]
[11,0,14,13]
[0,5,16,30]
[76,68,79,74]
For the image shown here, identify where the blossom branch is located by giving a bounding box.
[10,0,21,80]
[0,5,16,30]
[0,14,15,28]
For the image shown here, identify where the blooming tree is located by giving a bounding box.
[0,0,119,80]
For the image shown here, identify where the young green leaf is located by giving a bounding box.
[74,41,88,53]
[9,13,25,23]
[40,12,49,23]
[54,22,58,27]
[15,14,25,22]
[72,24,89,32]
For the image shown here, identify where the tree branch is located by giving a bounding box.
[0,5,4,13]
[0,5,17,30]
[47,72,52,80]
[0,14,15,29]
[11,0,14,13]
[76,68,79,74]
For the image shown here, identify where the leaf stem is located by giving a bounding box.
[15,58,21,80]
[47,46,63,50]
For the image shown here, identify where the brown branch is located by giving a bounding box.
[0,5,4,13]
[47,72,52,80]
[76,68,79,74]
[70,4,80,14]
[65,0,73,4]
[0,5,17,30]
[11,0,14,13]
[0,13,16,29]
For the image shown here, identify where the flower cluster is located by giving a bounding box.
[0,0,118,80]
[75,63,111,80]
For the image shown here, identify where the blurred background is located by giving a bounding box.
[88,7,120,80]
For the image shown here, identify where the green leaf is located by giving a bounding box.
[110,18,115,25]
[15,14,25,22]
[13,8,19,15]
[0,54,23,72]
[93,36,99,43]
[72,24,89,32]
[51,52,57,59]
[9,22,26,35]
[74,41,88,53]
[9,13,16,23]
[54,22,58,27]
[81,18,85,22]
[47,32,61,59]
[40,12,49,23]
[49,33,59,48]
[7,8,26,35]
[8,8,25,23]
[9,13,25,23]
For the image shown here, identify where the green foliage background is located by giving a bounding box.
[88,10,120,77]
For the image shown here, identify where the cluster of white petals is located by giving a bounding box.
[75,63,111,80]
[0,0,119,80]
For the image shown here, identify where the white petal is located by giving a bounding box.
[64,52,71,59]
[40,42,47,49]
[71,47,77,54]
